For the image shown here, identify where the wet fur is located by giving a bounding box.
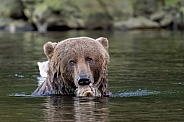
[32,37,109,96]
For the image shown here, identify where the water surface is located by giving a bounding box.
[0,30,184,121]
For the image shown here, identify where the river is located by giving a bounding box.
[0,30,184,121]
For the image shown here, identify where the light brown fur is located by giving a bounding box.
[32,37,110,96]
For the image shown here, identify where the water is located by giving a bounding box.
[0,30,184,121]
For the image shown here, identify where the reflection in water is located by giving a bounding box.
[43,97,109,122]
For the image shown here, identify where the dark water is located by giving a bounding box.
[0,30,184,122]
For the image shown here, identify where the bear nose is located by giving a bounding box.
[78,75,91,85]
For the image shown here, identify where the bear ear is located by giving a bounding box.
[43,42,57,60]
[96,37,109,51]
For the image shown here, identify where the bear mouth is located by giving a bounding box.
[75,84,101,97]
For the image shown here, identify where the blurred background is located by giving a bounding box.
[1,0,184,33]
[1,1,184,121]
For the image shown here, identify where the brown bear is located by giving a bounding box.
[32,37,110,97]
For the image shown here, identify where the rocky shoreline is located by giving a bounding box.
[0,0,184,32]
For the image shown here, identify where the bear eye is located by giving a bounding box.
[86,57,93,64]
[69,60,76,66]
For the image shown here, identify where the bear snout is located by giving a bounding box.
[77,75,91,85]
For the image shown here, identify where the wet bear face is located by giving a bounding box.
[34,37,109,97]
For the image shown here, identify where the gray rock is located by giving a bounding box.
[150,11,165,21]
[160,14,173,27]
[22,0,132,30]
[114,17,160,30]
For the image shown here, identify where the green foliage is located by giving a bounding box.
[165,0,180,7]
[43,0,68,11]
[180,6,184,12]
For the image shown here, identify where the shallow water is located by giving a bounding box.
[0,30,184,121]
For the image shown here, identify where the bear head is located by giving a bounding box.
[33,37,110,97]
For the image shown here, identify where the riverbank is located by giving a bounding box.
[0,0,184,32]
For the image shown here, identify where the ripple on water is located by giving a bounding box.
[9,93,33,97]
[9,89,160,98]
[111,89,160,97]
